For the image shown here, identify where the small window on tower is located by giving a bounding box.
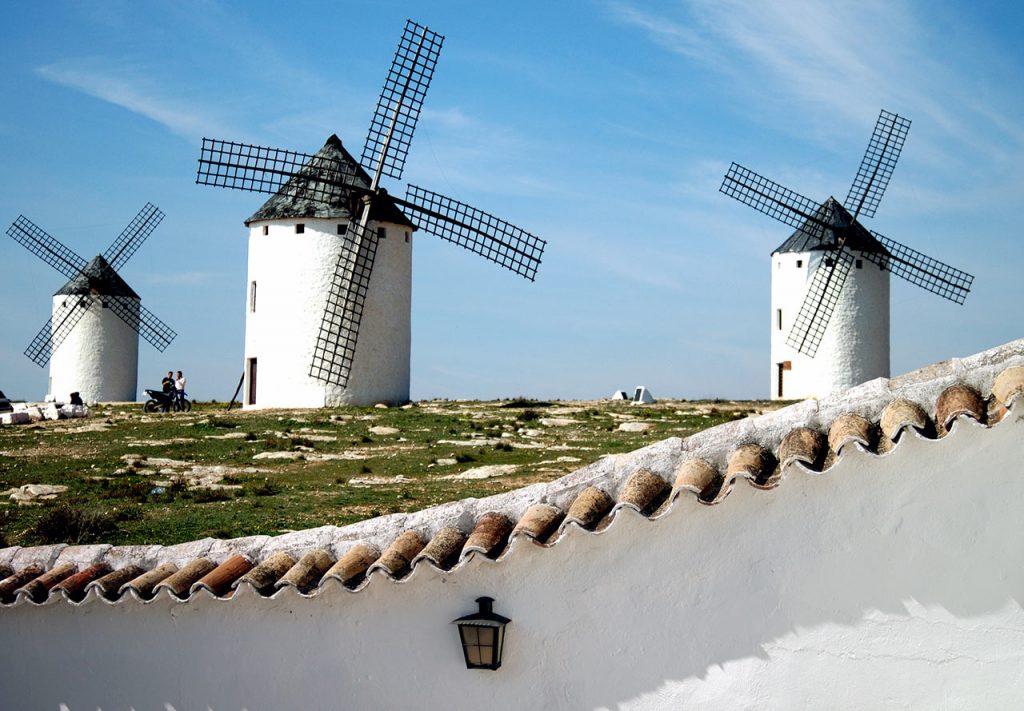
[377,227,387,240]
[337,224,347,236]
[262,225,269,236]
[295,223,305,234]
[796,259,803,268]
[777,309,783,331]
[405,231,410,243]
[250,281,257,313]
[856,259,863,269]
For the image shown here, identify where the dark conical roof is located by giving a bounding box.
[773,197,887,255]
[245,135,415,228]
[54,255,139,299]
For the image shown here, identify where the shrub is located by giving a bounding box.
[249,480,281,497]
[191,489,231,503]
[30,504,120,545]
[517,409,541,423]
[494,441,513,452]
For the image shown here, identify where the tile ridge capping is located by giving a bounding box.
[1,337,1022,594]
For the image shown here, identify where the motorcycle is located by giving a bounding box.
[143,388,192,413]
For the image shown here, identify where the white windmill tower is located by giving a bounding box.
[721,110,974,400]
[6,205,177,403]
[196,20,546,409]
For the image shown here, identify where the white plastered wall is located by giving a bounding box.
[1,412,1021,710]
[770,251,889,400]
[243,217,412,408]
[46,294,139,403]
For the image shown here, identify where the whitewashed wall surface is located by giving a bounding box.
[1,340,1023,710]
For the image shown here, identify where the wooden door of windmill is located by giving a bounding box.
[247,358,257,405]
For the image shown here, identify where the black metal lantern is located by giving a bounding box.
[452,596,511,670]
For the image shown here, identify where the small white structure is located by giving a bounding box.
[610,390,629,400]
[631,385,656,405]
[770,198,890,400]
[241,136,415,408]
[47,256,139,403]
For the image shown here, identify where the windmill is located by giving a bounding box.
[6,204,177,403]
[720,110,974,400]
[196,19,546,408]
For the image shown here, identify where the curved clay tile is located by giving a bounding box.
[728,443,779,488]
[993,366,1024,408]
[617,469,670,514]
[278,549,334,593]
[0,564,44,603]
[122,562,178,599]
[87,565,146,601]
[369,531,425,578]
[464,512,514,558]
[54,563,112,602]
[237,551,296,595]
[324,542,380,586]
[565,486,614,529]
[879,399,930,442]
[155,559,216,599]
[192,555,253,597]
[18,562,76,603]
[672,459,720,500]
[935,384,985,434]
[414,527,467,570]
[828,414,875,455]
[513,504,565,543]
[778,427,827,471]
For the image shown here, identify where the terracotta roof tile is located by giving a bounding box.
[324,543,379,587]
[123,562,178,599]
[238,551,296,595]
[617,469,670,515]
[565,486,614,529]
[413,528,467,570]
[278,550,334,593]
[53,563,112,602]
[87,565,147,601]
[155,559,216,599]
[513,504,564,543]
[0,564,44,603]
[192,555,253,597]
[368,532,424,578]
[727,443,778,488]
[463,512,514,558]
[935,384,985,434]
[993,366,1024,408]
[18,562,76,603]
[778,427,827,471]
[828,414,876,455]
[879,398,931,442]
[1,344,1021,607]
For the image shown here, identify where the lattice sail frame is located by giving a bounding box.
[6,209,176,366]
[361,20,444,182]
[845,110,911,220]
[720,110,974,359]
[308,220,380,386]
[404,185,546,281]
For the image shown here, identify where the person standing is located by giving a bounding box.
[174,371,187,409]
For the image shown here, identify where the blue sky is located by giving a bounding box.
[1,1,1022,401]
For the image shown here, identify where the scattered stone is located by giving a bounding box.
[369,426,400,436]
[539,417,578,427]
[435,458,458,466]
[2,484,69,504]
[348,475,414,487]
[437,438,501,447]
[203,432,250,440]
[439,464,519,481]
[253,451,304,460]
[617,422,654,433]
[374,403,389,409]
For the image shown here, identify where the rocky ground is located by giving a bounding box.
[0,398,784,547]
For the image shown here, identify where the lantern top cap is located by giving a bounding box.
[452,596,511,627]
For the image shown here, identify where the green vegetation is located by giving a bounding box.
[0,398,779,547]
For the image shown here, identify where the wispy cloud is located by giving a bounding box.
[142,271,222,286]
[36,59,227,141]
